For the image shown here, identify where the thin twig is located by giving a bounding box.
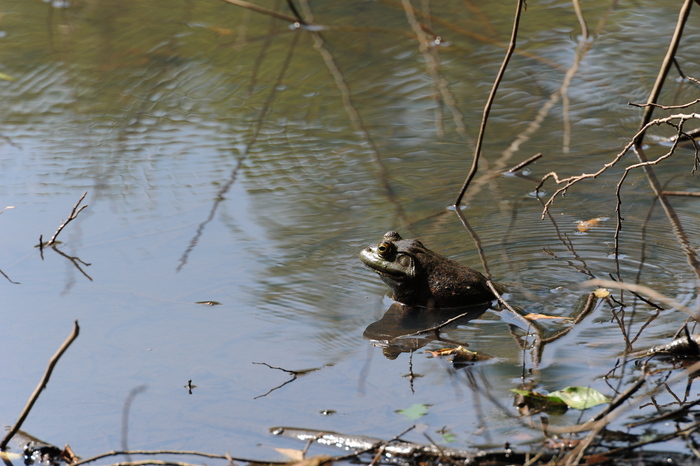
[73,449,282,466]
[506,153,542,173]
[635,0,694,142]
[46,192,88,247]
[536,113,700,218]
[582,278,698,318]
[662,190,700,196]
[629,97,700,109]
[454,0,524,206]
[0,321,80,450]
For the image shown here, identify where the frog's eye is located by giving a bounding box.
[377,241,395,258]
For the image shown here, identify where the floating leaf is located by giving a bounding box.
[424,346,489,363]
[424,347,459,358]
[593,288,610,298]
[397,403,428,420]
[275,448,304,461]
[511,388,567,414]
[437,427,456,443]
[548,386,610,410]
[577,217,607,232]
[451,346,491,363]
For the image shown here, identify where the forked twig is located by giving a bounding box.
[45,192,88,247]
[0,321,80,450]
[536,113,700,218]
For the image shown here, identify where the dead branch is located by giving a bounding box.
[72,449,283,466]
[582,278,698,318]
[635,0,694,142]
[536,113,700,218]
[629,97,700,109]
[454,0,524,206]
[45,192,88,247]
[0,321,80,451]
[506,153,542,173]
[662,190,700,196]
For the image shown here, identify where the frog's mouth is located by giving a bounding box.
[359,246,415,279]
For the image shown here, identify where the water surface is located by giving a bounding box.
[1,0,699,461]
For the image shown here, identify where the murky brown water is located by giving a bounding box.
[1,0,699,461]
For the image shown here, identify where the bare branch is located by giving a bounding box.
[536,113,700,218]
[629,97,700,109]
[46,192,88,247]
[454,0,524,206]
[506,153,542,173]
[583,278,698,318]
[0,321,80,450]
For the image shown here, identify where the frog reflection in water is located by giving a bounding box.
[360,231,497,308]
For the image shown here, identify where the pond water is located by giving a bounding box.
[1,0,700,462]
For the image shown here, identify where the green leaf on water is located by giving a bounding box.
[548,386,610,410]
[437,429,456,443]
[396,403,428,420]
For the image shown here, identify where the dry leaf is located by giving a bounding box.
[577,217,606,232]
[451,346,490,362]
[424,348,458,357]
[594,288,610,298]
[292,456,332,466]
[274,448,305,462]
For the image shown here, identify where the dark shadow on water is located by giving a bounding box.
[363,302,491,360]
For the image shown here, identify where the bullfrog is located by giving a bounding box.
[359,231,497,308]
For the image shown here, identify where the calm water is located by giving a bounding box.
[1,0,699,460]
